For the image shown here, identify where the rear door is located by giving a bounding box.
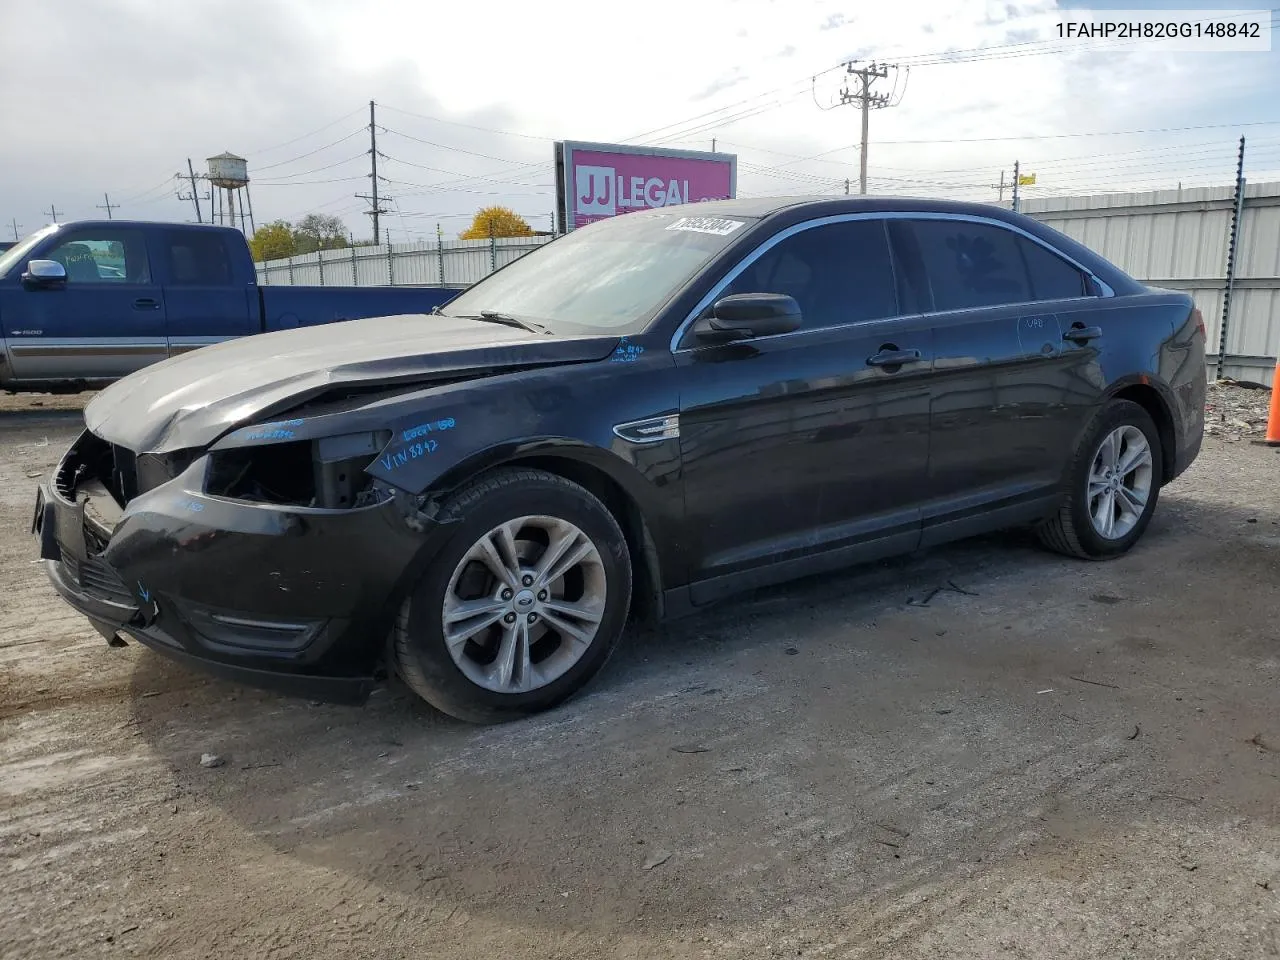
[675,217,933,602]
[889,216,1102,543]
[3,227,166,382]
[160,228,257,357]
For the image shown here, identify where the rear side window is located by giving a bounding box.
[720,219,898,330]
[165,231,233,286]
[902,219,1089,311]
[906,220,1030,311]
[1018,237,1087,299]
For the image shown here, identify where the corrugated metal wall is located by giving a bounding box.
[256,236,551,289]
[257,183,1280,383]
[1022,181,1280,384]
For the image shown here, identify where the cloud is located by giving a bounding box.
[0,0,1272,244]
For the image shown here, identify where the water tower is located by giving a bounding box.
[206,151,255,234]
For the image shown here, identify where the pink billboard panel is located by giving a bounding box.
[556,141,737,231]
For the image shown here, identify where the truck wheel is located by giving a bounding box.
[1037,398,1163,560]
[392,468,632,723]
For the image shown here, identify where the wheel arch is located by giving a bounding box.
[416,439,671,625]
[1106,378,1177,485]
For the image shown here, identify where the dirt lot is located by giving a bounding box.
[3,389,1280,960]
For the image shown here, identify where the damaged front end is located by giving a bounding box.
[33,424,451,703]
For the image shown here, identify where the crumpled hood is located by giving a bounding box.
[85,313,619,453]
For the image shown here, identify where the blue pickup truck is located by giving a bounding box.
[0,220,463,392]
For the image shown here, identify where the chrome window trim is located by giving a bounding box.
[669,210,1116,353]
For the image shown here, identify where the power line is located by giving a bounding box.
[251,127,367,172]
[246,106,367,156]
[253,152,368,182]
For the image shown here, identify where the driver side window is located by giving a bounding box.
[717,218,900,331]
[44,230,151,285]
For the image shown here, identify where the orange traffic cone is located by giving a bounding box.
[1265,359,1280,446]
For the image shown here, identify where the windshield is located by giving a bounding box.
[0,224,59,279]
[439,209,757,337]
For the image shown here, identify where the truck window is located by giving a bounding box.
[165,231,233,286]
[44,230,150,284]
[719,219,898,330]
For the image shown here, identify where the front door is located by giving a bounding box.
[4,227,166,382]
[675,217,933,603]
[159,227,257,357]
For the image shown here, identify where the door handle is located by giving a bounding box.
[867,347,922,367]
[1063,324,1102,344]
[133,297,161,310]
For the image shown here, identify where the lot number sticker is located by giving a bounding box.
[665,216,746,236]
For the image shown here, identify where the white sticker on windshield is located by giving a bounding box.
[664,216,746,236]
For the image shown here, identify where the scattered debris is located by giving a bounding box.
[1091,594,1125,605]
[643,851,672,871]
[671,744,711,754]
[119,925,139,935]
[935,709,953,715]
[1247,734,1274,753]
[909,581,979,607]
[1205,381,1271,441]
[1128,725,1142,741]
[784,647,799,656]
[1178,859,1199,872]
[140,691,160,699]
[875,823,910,838]
[199,753,224,769]
[873,838,901,849]
[240,761,281,770]
[1258,879,1271,891]
[1037,689,1054,695]
[1070,675,1121,689]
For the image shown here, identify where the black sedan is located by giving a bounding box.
[32,197,1207,722]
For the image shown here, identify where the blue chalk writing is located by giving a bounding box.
[611,338,645,363]
[236,417,304,441]
[400,417,457,442]
[178,499,205,513]
[379,438,439,471]
[137,582,150,602]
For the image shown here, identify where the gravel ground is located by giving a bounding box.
[2,389,1280,959]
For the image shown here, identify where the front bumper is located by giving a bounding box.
[33,431,441,704]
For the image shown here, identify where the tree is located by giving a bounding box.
[460,206,534,240]
[292,213,349,254]
[250,221,295,262]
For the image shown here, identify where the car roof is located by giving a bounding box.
[674,195,1029,222]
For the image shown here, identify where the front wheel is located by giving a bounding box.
[391,468,632,723]
[1037,398,1163,560]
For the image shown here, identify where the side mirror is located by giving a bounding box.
[693,292,803,342]
[21,259,67,290]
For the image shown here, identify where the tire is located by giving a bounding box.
[392,467,632,723]
[1037,398,1163,560]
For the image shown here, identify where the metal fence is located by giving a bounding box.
[255,235,551,288]
[1022,181,1280,385]
[257,182,1280,384]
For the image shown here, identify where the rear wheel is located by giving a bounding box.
[392,468,632,723]
[1037,398,1163,560]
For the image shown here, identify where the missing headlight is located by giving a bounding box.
[205,431,391,508]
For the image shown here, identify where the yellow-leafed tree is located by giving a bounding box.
[249,221,296,262]
[460,206,534,240]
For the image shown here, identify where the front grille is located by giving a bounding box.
[62,552,134,605]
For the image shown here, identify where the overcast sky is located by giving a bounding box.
[1,0,1275,244]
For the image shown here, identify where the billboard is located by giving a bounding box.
[554,140,737,232]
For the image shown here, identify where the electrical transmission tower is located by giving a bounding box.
[97,193,119,219]
[817,61,908,195]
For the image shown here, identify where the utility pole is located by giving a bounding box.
[991,170,1007,204]
[1218,135,1247,378]
[1012,160,1020,213]
[9,218,21,241]
[96,193,118,219]
[44,204,61,224]
[836,61,903,194]
[844,178,851,195]
[356,99,390,244]
[185,159,204,223]
[711,137,717,153]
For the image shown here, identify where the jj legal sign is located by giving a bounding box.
[554,141,737,232]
